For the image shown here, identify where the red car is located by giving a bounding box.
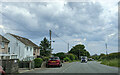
[46,57,62,68]
[0,66,5,75]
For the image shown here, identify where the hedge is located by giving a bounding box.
[67,54,75,61]
[100,52,120,60]
[64,57,71,62]
[34,58,43,68]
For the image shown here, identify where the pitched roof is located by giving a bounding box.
[0,35,10,43]
[9,33,38,47]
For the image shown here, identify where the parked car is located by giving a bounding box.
[81,56,87,63]
[46,57,62,68]
[0,66,5,75]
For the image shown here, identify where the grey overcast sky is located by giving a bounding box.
[0,0,119,55]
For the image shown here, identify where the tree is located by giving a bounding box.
[91,54,99,60]
[68,44,90,59]
[53,52,66,60]
[40,37,52,57]
[66,53,75,61]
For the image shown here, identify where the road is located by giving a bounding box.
[25,61,119,73]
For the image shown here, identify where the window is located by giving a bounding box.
[30,47,32,51]
[27,47,29,51]
[1,42,5,49]
[8,47,10,54]
[34,49,36,52]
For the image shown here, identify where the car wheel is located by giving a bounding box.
[60,64,62,67]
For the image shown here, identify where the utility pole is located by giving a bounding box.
[105,43,108,55]
[49,30,52,50]
[68,43,69,52]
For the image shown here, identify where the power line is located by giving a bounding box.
[52,31,68,44]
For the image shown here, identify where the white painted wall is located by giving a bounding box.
[4,33,34,60]
[25,46,33,58]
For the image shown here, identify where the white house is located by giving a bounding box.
[5,33,39,61]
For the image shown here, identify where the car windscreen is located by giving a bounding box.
[81,56,87,59]
[49,57,59,60]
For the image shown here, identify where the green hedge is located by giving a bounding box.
[64,57,71,62]
[34,58,43,68]
[100,52,120,60]
[66,54,75,61]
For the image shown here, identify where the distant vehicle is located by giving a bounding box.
[0,66,5,75]
[46,57,62,68]
[88,58,94,61]
[81,56,87,63]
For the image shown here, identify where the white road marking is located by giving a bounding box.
[62,62,77,73]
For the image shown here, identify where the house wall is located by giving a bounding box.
[33,48,40,58]
[0,42,9,54]
[5,34,25,60]
[25,46,33,58]
[5,34,34,60]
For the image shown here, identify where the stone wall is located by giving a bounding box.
[0,59,19,73]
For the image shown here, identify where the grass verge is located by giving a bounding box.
[101,58,120,67]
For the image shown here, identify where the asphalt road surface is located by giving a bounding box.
[25,61,119,73]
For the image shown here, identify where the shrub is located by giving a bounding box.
[67,54,75,61]
[64,57,71,62]
[100,52,120,60]
[34,58,43,68]
[74,55,78,60]
[42,57,49,61]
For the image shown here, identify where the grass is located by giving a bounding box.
[101,58,120,67]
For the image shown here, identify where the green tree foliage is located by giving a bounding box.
[99,53,106,60]
[101,52,120,60]
[91,54,99,60]
[64,57,71,62]
[40,37,52,57]
[68,44,90,58]
[53,52,66,60]
[34,58,43,68]
[67,54,75,61]
[74,55,78,60]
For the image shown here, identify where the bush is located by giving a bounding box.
[67,54,75,61]
[42,57,49,61]
[74,55,78,60]
[100,52,120,60]
[34,58,43,68]
[64,57,71,62]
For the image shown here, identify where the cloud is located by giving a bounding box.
[0,25,4,29]
[1,1,118,55]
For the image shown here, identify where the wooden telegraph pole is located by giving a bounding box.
[49,30,52,50]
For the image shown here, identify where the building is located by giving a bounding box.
[5,33,40,61]
[0,35,9,54]
[33,47,40,58]
[0,35,17,59]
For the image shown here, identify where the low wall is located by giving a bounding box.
[0,59,19,73]
[19,61,34,70]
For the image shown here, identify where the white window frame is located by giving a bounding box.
[30,47,32,51]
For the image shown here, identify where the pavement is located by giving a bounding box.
[21,61,119,73]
